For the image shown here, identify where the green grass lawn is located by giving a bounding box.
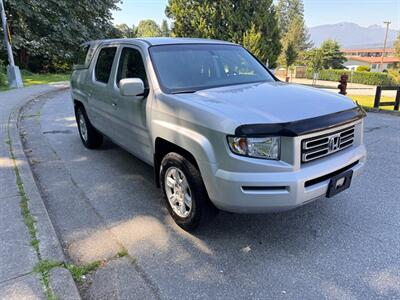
[22,73,70,87]
[348,95,399,111]
[0,72,70,91]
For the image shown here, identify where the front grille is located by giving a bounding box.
[301,126,355,163]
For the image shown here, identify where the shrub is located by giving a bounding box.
[0,60,7,87]
[306,68,396,86]
[388,69,400,84]
[356,66,370,72]
[49,61,72,73]
[21,69,35,76]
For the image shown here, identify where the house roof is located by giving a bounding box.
[342,48,394,53]
[345,56,400,64]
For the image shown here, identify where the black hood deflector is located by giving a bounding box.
[235,107,366,137]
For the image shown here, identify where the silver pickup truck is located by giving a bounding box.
[71,38,366,230]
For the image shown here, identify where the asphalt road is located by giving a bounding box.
[20,90,400,299]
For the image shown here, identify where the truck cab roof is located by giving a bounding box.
[83,37,235,47]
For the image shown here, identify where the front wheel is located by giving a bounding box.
[160,152,217,231]
[75,105,103,149]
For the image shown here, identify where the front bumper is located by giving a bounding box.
[206,144,366,213]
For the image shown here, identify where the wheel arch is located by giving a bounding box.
[73,99,85,110]
[154,137,200,188]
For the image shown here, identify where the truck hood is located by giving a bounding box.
[174,81,357,126]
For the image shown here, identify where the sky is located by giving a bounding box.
[112,0,400,30]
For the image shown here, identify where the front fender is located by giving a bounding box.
[152,119,217,164]
[151,119,219,200]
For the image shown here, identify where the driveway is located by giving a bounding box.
[20,90,400,299]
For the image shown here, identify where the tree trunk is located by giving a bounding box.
[285,66,290,82]
[17,48,29,69]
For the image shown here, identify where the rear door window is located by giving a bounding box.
[95,47,117,84]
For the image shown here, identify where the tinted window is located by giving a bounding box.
[95,47,117,84]
[149,44,274,93]
[75,45,89,66]
[116,48,148,88]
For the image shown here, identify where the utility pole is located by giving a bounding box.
[0,0,23,88]
[380,21,391,72]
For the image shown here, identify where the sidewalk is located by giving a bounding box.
[0,84,80,299]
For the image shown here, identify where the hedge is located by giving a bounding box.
[306,69,396,86]
[356,66,370,72]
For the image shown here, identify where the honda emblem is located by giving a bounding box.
[328,135,341,152]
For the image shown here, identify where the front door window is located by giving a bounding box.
[116,47,148,89]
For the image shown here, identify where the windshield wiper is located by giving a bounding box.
[171,90,197,94]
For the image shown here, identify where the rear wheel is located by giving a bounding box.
[75,105,103,149]
[160,152,217,231]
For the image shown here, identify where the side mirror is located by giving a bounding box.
[119,78,145,96]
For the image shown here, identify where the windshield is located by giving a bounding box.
[149,44,275,93]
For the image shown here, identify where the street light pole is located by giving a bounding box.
[380,21,391,72]
[0,0,23,88]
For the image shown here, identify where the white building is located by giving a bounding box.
[342,48,399,72]
[344,56,399,72]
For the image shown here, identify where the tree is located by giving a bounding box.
[276,0,311,68]
[276,0,311,52]
[306,48,324,73]
[276,0,303,34]
[136,20,162,37]
[320,39,346,69]
[278,17,303,66]
[394,33,400,59]
[242,24,263,59]
[303,48,323,84]
[166,0,281,67]
[116,24,137,38]
[3,0,120,72]
[282,41,297,76]
[161,20,171,37]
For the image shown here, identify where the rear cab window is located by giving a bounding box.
[95,47,117,84]
[73,44,92,70]
[76,45,90,65]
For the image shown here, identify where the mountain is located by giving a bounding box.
[309,22,399,49]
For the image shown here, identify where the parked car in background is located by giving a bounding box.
[71,38,367,230]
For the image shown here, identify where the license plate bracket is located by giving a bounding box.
[327,170,353,198]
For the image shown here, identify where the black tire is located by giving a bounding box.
[75,105,103,149]
[160,152,217,231]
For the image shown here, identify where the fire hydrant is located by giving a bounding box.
[338,74,348,95]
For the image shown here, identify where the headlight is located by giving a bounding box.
[227,136,280,160]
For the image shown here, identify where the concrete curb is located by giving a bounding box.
[363,107,400,116]
[49,267,81,300]
[7,84,81,299]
